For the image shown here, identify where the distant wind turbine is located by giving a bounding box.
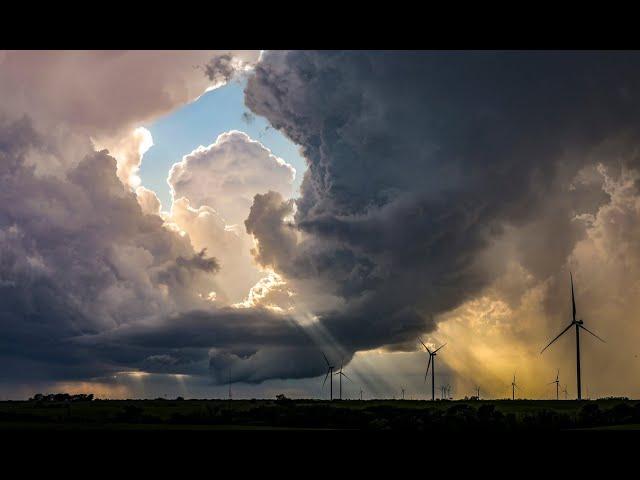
[441,384,452,399]
[420,339,446,401]
[562,385,568,400]
[401,388,405,400]
[476,386,480,399]
[333,359,353,400]
[322,352,335,400]
[511,374,519,400]
[548,369,560,400]
[540,273,605,400]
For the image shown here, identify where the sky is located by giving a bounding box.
[2,50,640,401]
[139,79,306,211]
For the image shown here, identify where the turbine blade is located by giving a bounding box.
[322,352,330,367]
[579,324,606,343]
[433,343,447,354]
[323,370,329,387]
[419,338,429,351]
[571,272,576,322]
[540,323,573,354]
[342,373,354,382]
[424,356,432,382]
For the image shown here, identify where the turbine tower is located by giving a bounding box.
[476,386,480,399]
[562,385,568,400]
[322,352,335,400]
[420,339,446,401]
[333,359,353,400]
[511,374,519,400]
[541,273,605,400]
[548,369,560,400]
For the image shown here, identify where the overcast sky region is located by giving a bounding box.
[3,50,640,400]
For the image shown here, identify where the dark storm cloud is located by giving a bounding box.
[0,114,338,386]
[202,53,239,85]
[244,191,297,269]
[0,116,223,381]
[244,51,640,354]
[76,307,335,383]
[208,346,333,384]
[86,308,311,350]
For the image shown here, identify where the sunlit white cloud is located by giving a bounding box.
[168,130,296,225]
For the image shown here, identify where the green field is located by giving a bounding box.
[2,398,639,431]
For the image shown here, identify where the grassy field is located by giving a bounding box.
[2,398,639,431]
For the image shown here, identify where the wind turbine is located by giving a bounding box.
[548,369,560,400]
[401,388,405,400]
[360,389,363,401]
[562,385,568,400]
[476,386,480,399]
[540,273,605,400]
[322,352,335,400]
[442,384,451,399]
[333,359,353,400]
[511,374,519,400]
[420,339,446,401]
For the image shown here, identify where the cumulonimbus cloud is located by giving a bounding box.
[0,51,322,393]
[242,51,640,395]
[7,51,640,398]
[0,115,326,387]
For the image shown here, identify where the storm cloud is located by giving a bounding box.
[6,51,640,398]
[243,51,640,374]
[0,115,332,387]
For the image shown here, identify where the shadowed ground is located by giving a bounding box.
[2,398,640,431]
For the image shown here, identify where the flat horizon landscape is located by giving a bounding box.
[3,397,640,431]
